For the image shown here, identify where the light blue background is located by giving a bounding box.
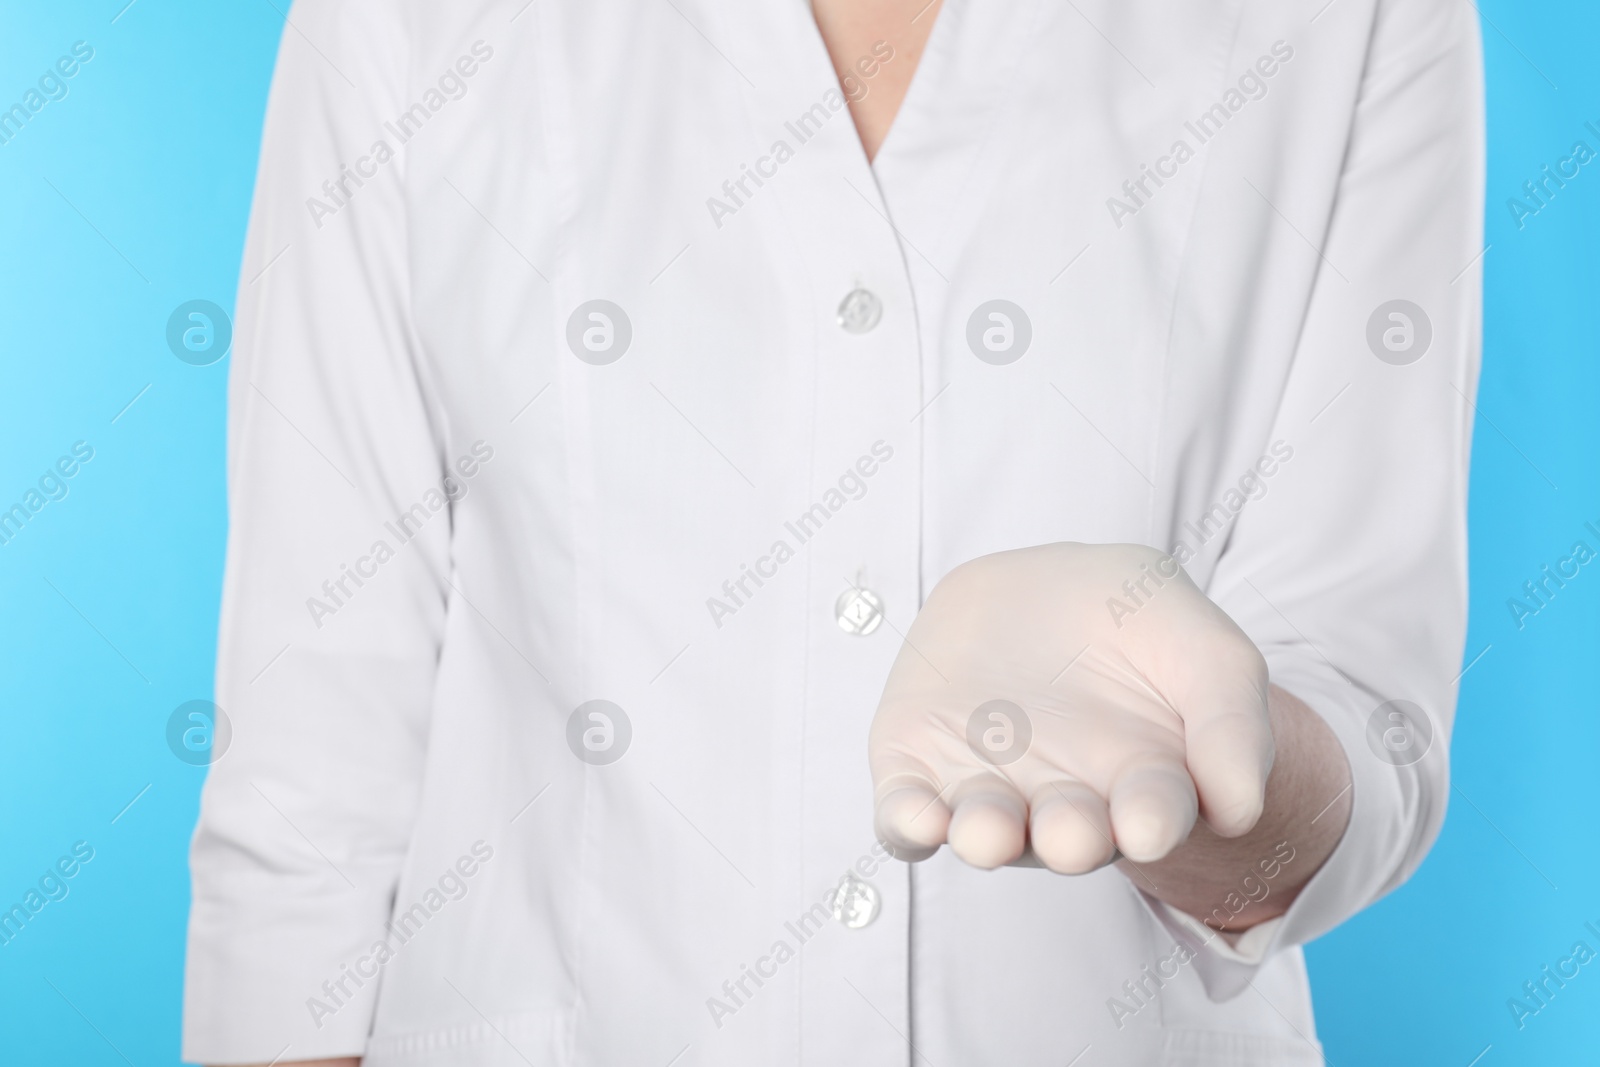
[0,2,1593,1064]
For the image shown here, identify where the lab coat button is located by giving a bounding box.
[836,289,883,333]
[832,872,881,929]
[835,587,884,635]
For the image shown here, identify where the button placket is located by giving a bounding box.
[761,116,918,1063]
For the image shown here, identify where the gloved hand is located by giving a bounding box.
[868,542,1274,872]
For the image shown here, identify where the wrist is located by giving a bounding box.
[1118,684,1352,932]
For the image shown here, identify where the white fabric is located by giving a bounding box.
[183,0,1483,1063]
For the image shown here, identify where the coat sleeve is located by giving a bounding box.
[1146,0,1485,1000]
[182,1,449,1060]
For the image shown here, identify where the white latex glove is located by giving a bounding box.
[869,543,1274,872]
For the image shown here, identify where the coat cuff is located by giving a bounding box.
[1136,662,1441,1001]
[182,853,399,1062]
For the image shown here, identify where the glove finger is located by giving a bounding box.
[948,775,1029,870]
[1028,780,1117,874]
[873,773,952,862]
[1186,705,1274,837]
[1109,756,1198,863]
[1140,599,1273,838]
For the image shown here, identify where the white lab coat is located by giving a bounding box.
[183,0,1483,1062]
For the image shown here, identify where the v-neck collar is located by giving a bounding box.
[866,0,1047,271]
[866,0,959,172]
